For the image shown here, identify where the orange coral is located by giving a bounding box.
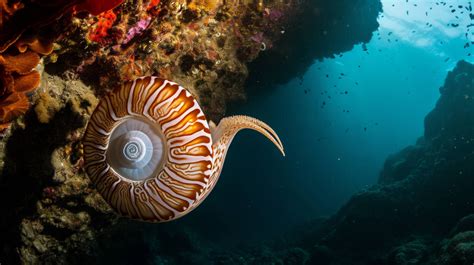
[0,51,40,74]
[0,92,28,130]
[0,0,126,131]
[88,10,117,44]
[147,0,160,11]
[12,71,40,93]
[0,50,42,129]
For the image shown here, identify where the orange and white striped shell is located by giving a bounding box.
[83,76,284,222]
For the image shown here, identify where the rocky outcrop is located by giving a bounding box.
[246,0,382,88]
[0,73,117,264]
[297,60,474,264]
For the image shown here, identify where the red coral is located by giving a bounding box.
[147,0,160,11]
[88,10,117,44]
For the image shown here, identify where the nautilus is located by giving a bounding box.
[83,76,284,222]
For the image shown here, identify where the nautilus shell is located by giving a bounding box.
[83,76,284,222]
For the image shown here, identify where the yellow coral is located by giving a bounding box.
[188,0,221,13]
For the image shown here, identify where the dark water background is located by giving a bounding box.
[161,0,474,245]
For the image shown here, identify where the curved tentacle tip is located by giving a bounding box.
[230,115,285,157]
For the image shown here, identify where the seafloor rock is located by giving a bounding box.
[436,231,474,265]
[450,214,474,236]
[246,0,383,88]
[385,239,431,265]
[293,60,474,265]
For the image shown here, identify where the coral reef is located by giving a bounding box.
[0,0,124,131]
[48,0,300,120]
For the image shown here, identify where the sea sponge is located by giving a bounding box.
[34,91,61,124]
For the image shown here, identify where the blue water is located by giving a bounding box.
[173,0,474,243]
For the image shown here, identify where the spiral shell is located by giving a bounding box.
[83,76,285,222]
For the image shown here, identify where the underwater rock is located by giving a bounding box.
[436,231,474,265]
[424,60,474,142]
[450,214,474,236]
[386,239,430,265]
[281,247,310,265]
[378,144,426,184]
[246,0,383,88]
[288,60,474,265]
[205,245,309,265]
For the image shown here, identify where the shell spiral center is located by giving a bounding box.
[119,130,151,166]
[107,118,165,181]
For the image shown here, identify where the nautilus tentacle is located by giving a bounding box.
[207,115,285,187]
[83,76,284,222]
[210,115,285,156]
[188,115,286,208]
